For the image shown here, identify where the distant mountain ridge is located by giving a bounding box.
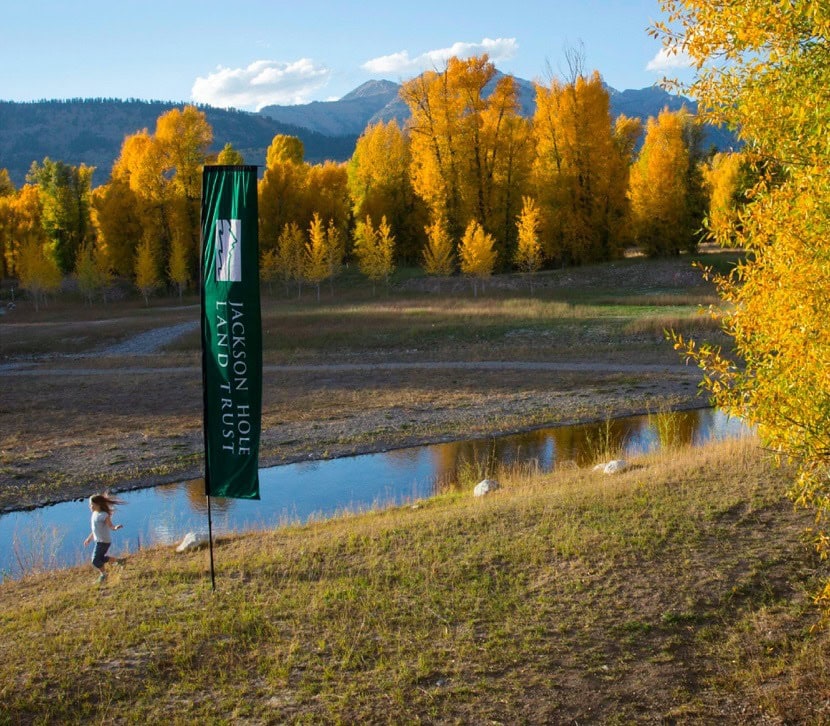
[0,73,736,188]
[259,74,731,147]
[0,99,356,187]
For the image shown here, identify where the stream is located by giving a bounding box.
[0,407,748,580]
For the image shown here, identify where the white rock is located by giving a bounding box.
[176,531,210,552]
[603,460,628,474]
[473,478,499,497]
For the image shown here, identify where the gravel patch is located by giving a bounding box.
[96,321,199,355]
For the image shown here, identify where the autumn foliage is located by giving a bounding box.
[659,1,830,607]
[0,53,727,304]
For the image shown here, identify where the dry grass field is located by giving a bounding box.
[0,256,724,512]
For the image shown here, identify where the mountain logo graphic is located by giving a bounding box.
[216,219,242,282]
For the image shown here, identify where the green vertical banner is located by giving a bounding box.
[200,165,262,499]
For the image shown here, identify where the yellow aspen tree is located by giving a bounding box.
[325,219,345,292]
[0,195,14,278]
[628,108,697,256]
[216,142,244,165]
[0,170,15,278]
[304,213,329,301]
[156,106,213,282]
[266,135,304,166]
[75,242,111,304]
[458,219,497,297]
[422,211,455,278]
[276,222,306,298]
[134,236,159,306]
[402,54,527,256]
[376,215,396,288]
[354,215,395,294]
[703,151,752,239]
[91,179,143,276]
[259,135,308,255]
[532,71,635,264]
[303,162,350,241]
[17,238,62,311]
[514,196,543,292]
[168,232,190,301]
[260,247,280,296]
[657,1,830,595]
[347,121,425,263]
[3,186,44,279]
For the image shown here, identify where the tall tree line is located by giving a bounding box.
[0,54,744,300]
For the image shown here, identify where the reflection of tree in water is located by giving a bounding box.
[660,409,702,449]
[430,429,564,491]
[533,417,653,467]
[154,478,235,516]
[381,447,424,472]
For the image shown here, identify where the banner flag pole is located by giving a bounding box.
[199,165,262,589]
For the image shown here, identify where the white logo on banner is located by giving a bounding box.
[216,219,242,282]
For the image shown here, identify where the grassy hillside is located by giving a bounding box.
[1,438,828,723]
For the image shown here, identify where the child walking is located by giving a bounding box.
[83,493,125,583]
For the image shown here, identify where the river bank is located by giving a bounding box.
[0,356,706,513]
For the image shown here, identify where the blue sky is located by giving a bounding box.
[2,0,692,110]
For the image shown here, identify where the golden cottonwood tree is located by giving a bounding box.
[325,219,345,290]
[259,135,308,254]
[658,1,830,604]
[134,236,160,305]
[628,109,696,256]
[0,195,14,278]
[17,237,62,310]
[3,186,46,278]
[111,129,172,281]
[0,169,15,276]
[422,212,455,277]
[401,55,531,259]
[480,76,534,260]
[532,71,637,265]
[91,178,143,276]
[155,106,212,279]
[458,220,497,296]
[216,142,245,165]
[304,213,329,301]
[168,232,190,300]
[75,242,112,304]
[354,215,395,293]
[276,222,306,297]
[702,151,756,239]
[304,161,351,241]
[347,121,425,263]
[514,196,543,290]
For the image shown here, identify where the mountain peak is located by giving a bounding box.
[340,80,400,102]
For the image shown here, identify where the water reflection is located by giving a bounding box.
[0,408,746,580]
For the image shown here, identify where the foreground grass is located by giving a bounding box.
[2,437,828,723]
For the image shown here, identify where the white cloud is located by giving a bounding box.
[362,37,518,76]
[646,48,693,72]
[191,59,330,110]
